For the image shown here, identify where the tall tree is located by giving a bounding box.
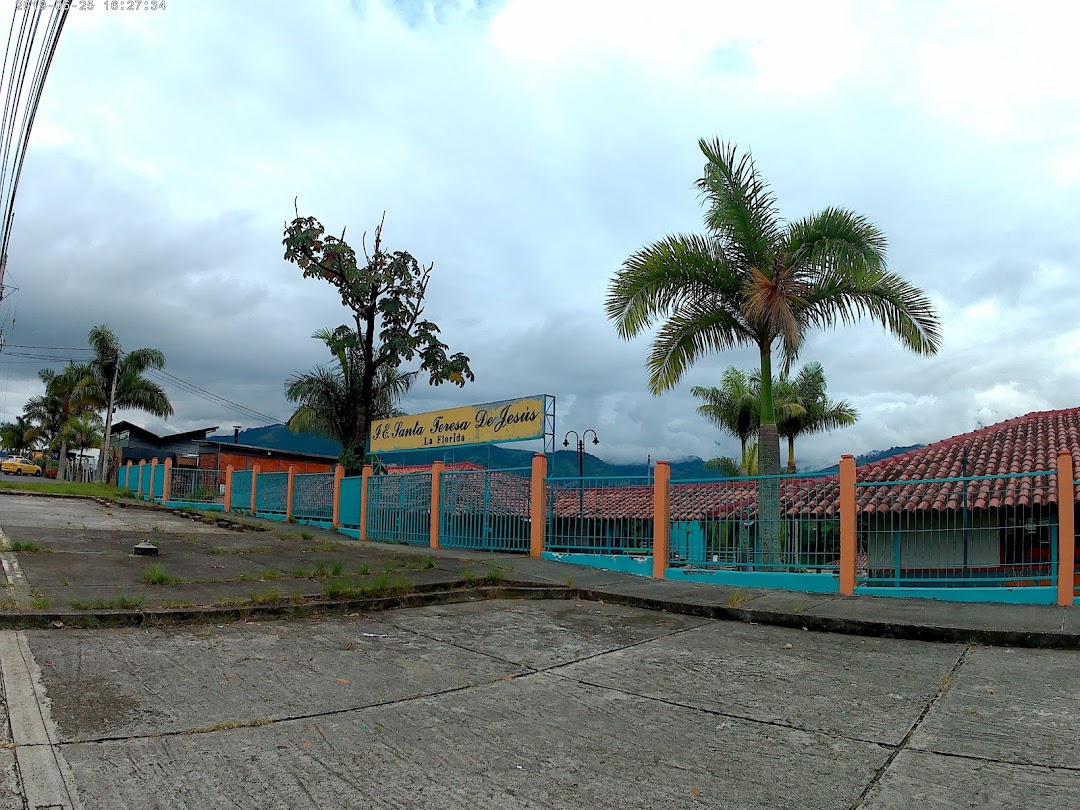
[283,211,473,461]
[607,137,940,478]
[692,366,759,475]
[0,415,38,455]
[58,413,103,482]
[771,362,858,473]
[285,326,416,472]
[79,324,174,483]
[23,363,94,479]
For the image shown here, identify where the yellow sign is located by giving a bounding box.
[370,395,546,453]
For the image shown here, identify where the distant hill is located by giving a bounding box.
[810,445,923,475]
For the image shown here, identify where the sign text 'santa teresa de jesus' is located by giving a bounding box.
[369,396,546,453]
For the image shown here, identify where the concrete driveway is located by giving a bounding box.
[0,600,1075,809]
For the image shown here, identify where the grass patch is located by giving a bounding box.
[400,556,437,570]
[303,540,340,553]
[237,545,270,554]
[8,539,43,553]
[183,717,273,735]
[207,546,226,555]
[247,589,282,605]
[238,570,283,582]
[330,561,344,577]
[69,594,145,610]
[459,568,476,585]
[299,531,314,541]
[289,565,312,579]
[356,563,370,576]
[321,572,413,600]
[0,596,16,610]
[483,564,504,585]
[0,480,128,499]
[161,600,196,609]
[142,565,183,586]
[30,596,52,610]
[725,589,751,607]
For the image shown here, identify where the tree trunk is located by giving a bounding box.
[756,341,784,567]
[738,437,747,477]
[57,438,68,480]
[787,436,796,473]
[96,357,120,483]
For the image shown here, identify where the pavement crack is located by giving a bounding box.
[906,745,1080,773]
[848,644,972,809]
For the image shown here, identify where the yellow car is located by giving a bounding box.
[1,457,42,476]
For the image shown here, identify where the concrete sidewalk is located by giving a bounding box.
[0,490,1077,648]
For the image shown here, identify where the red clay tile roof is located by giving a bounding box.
[853,407,1080,512]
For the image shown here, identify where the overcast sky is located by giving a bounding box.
[1,0,1078,471]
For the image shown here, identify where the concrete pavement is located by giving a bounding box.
[0,491,1077,808]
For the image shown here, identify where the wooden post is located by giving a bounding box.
[530,453,548,558]
[125,461,133,491]
[136,460,145,497]
[652,461,670,579]
[223,465,234,513]
[251,464,260,515]
[1057,451,1075,607]
[331,464,344,529]
[149,458,158,501]
[839,454,857,596]
[162,458,173,505]
[360,464,372,541]
[430,460,443,549]
[286,465,296,522]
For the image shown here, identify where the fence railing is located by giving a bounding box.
[169,468,224,504]
[117,454,1077,606]
[254,471,289,516]
[856,470,1058,587]
[293,472,335,522]
[545,475,654,555]
[366,471,432,546]
[439,466,531,552]
[668,474,840,572]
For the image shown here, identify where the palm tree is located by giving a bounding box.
[0,415,38,455]
[58,413,104,482]
[705,440,759,477]
[285,326,416,473]
[79,324,174,483]
[771,363,858,473]
[607,137,940,478]
[23,363,94,479]
[692,366,759,475]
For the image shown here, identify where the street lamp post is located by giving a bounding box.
[564,430,598,534]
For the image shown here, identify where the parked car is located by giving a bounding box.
[1,457,42,476]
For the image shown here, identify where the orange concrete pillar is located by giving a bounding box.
[136,460,145,497]
[162,458,173,504]
[149,458,158,501]
[430,460,443,549]
[652,461,671,579]
[251,464,260,514]
[839,454,857,596]
[223,465,234,513]
[530,453,548,558]
[331,464,344,529]
[286,465,296,522]
[359,464,372,541]
[1057,451,1075,606]
[125,461,133,491]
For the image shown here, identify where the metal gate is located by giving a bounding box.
[439,467,531,552]
[366,471,432,545]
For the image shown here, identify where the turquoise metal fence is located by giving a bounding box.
[545,476,653,554]
[168,468,223,505]
[254,471,288,517]
[293,472,334,522]
[668,474,840,572]
[439,467,531,552]
[230,469,252,512]
[366,471,431,545]
[138,464,151,498]
[855,470,1058,587]
[117,466,129,489]
[338,476,362,532]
